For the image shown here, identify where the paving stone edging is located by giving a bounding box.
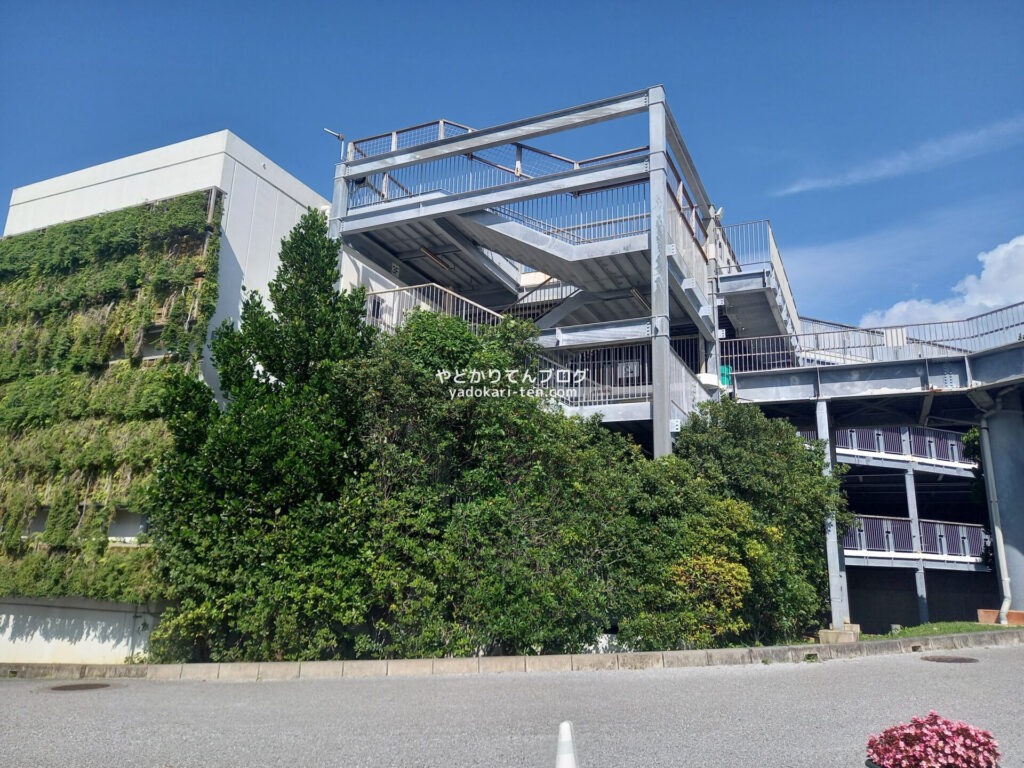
[3,628,1022,682]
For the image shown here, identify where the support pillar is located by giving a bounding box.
[904,468,929,625]
[817,399,850,628]
[981,389,1024,615]
[648,87,671,458]
[329,159,348,240]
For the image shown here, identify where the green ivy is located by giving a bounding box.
[0,191,219,602]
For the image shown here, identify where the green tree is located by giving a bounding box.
[149,209,374,661]
[148,209,846,661]
[670,398,848,643]
[350,310,641,657]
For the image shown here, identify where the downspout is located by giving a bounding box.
[978,403,1011,624]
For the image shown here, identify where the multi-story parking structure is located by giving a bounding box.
[328,87,1024,634]
[4,87,1022,639]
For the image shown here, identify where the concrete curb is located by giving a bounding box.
[3,628,1022,682]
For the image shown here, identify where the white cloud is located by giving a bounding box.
[859,235,1024,327]
[776,114,1024,196]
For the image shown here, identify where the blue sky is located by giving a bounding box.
[2,1,1022,325]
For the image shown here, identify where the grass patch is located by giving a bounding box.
[862,621,1016,640]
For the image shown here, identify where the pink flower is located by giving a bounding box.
[867,712,1000,768]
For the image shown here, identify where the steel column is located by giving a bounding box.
[329,160,348,240]
[817,399,850,628]
[904,468,930,624]
[649,87,671,458]
[980,390,1023,617]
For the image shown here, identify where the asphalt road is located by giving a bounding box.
[1,646,1022,768]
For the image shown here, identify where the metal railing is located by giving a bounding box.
[363,285,648,409]
[492,181,651,246]
[665,193,709,300]
[346,130,653,247]
[544,342,653,407]
[349,119,473,159]
[669,347,711,418]
[718,220,801,334]
[664,152,708,245]
[347,156,652,249]
[513,280,581,306]
[799,425,972,466]
[842,515,989,559]
[364,283,502,334]
[721,300,1024,373]
[364,285,712,416]
[670,336,703,375]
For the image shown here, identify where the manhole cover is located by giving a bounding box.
[921,655,978,664]
[49,682,110,691]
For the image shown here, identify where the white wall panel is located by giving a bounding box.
[3,130,329,397]
[341,247,404,293]
[0,596,161,664]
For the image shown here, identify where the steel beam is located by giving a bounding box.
[345,89,651,177]
[428,218,519,294]
[533,291,594,331]
[835,451,975,478]
[537,317,653,347]
[561,401,652,423]
[346,234,433,287]
[733,357,972,404]
[663,102,711,210]
[842,556,989,572]
[919,392,934,425]
[340,158,648,235]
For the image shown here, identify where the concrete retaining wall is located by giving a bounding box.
[0,596,162,664]
[2,628,1021,682]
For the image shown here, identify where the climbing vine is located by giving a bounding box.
[0,191,220,603]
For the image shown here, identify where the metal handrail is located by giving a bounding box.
[842,514,989,559]
[718,220,801,334]
[366,282,502,318]
[364,283,503,335]
[665,189,710,301]
[722,300,1024,373]
[350,119,474,159]
[798,424,973,466]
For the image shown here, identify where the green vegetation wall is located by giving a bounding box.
[0,191,220,603]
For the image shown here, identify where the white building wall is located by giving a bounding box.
[2,130,330,388]
[0,596,162,664]
[340,246,405,294]
[0,135,331,663]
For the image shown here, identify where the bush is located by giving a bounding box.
[148,210,849,661]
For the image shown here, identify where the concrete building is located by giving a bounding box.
[3,130,329,389]
[3,87,1022,646]
[1,131,327,663]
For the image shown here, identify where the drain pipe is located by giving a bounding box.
[979,402,1011,624]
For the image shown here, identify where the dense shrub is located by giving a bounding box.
[149,210,847,662]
